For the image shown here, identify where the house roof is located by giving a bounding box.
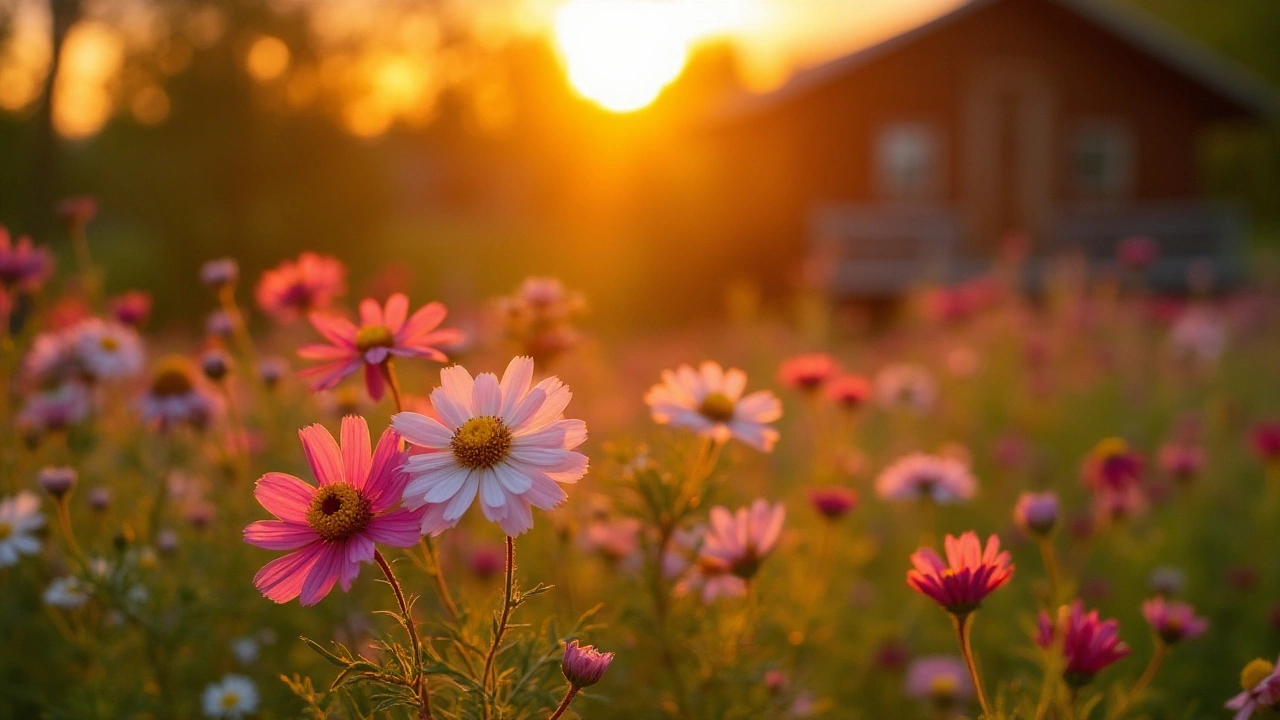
[711,0,1280,123]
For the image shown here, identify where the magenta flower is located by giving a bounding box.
[825,374,871,411]
[244,416,424,605]
[1157,442,1204,483]
[138,356,222,432]
[1227,657,1280,720]
[1082,438,1146,519]
[1117,235,1158,270]
[1141,597,1208,645]
[777,353,839,392]
[109,291,152,327]
[0,227,53,291]
[561,640,614,689]
[701,499,785,581]
[1036,601,1131,687]
[1013,492,1059,537]
[907,532,1013,615]
[808,486,858,520]
[255,252,345,322]
[298,293,461,401]
[1251,421,1280,465]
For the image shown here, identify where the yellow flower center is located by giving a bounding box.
[451,416,513,469]
[0,521,11,540]
[150,355,195,396]
[929,674,958,700]
[1092,437,1129,461]
[220,692,241,709]
[697,392,736,423]
[99,335,120,352]
[355,325,395,352]
[1242,659,1275,692]
[305,484,372,542]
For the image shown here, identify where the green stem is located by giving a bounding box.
[952,613,993,719]
[481,536,517,716]
[374,550,433,719]
[421,537,460,624]
[547,687,579,720]
[1111,642,1167,718]
[381,359,405,414]
[1038,536,1063,606]
[218,285,259,371]
[54,497,88,569]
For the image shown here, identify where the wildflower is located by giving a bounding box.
[1227,657,1280,720]
[206,310,234,338]
[87,486,111,512]
[199,258,239,290]
[468,544,505,580]
[876,453,975,505]
[1117,235,1158,270]
[138,356,222,432]
[1036,601,1131,688]
[0,227,53,291]
[562,640,614,689]
[905,656,972,709]
[109,291,151,327]
[393,356,589,536]
[907,532,1013,615]
[257,356,288,388]
[55,196,97,230]
[38,466,77,499]
[17,383,92,434]
[0,492,45,567]
[1082,438,1146,518]
[243,416,423,605]
[1013,492,1059,537]
[201,674,259,720]
[825,374,871,411]
[44,576,91,609]
[200,349,231,382]
[494,277,586,366]
[778,353,840,392]
[873,363,936,413]
[698,499,785,582]
[1251,421,1280,466]
[582,517,642,563]
[644,361,782,451]
[72,319,144,381]
[1169,308,1226,364]
[1141,597,1208,645]
[298,293,461,401]
[255,252,345,322]
[156,528,179,555]
[230,637,259,665]
[1157,442,1204,483]
[808,486,858,520]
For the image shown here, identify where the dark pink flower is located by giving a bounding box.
[778,353,839,392]
[1251,422,1280,465]
[0,228,53,291]
[1141,597,1208,645]
[907,532,1013,615]
[808,486,858,520]
[298,293,461,401]
[826,374,871,410]
[243,416,424,606]
[109,291,152,327]
[1036,601,1130,687]
[1117,236,1158,270]
[55,196,97,229]
[1157,442,1204,483]
[255,252,345,322]
[562,640,614,689]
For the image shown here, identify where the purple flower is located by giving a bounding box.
[1014,492,1059,537]
[562,640,614,689]
[1141,597,1208,645]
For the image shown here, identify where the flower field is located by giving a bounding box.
[2,212,1280,720]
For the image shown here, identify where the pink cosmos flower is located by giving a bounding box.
[1141,597,1208,645]
[905,656,972,706]
[1157,442,1204,483]
[808,486,858,520]
[907,532,1013,615]
[825,374,871,411]
[138,356,222,432]
[109,291,152,327]
[0,227,53,291]
[874,363,936,413]
[255,252,345,322]
[1082,438,1146,519]
[682,499,785,602]
[243,416,424,605]
[298,294,462,401]
[17,383,92,435]
[876,453,976,504]
[1251,421,1280,465]
[777,353,839,392]
[73,319,144,381]
[562,640,614,689]
[1036,601,1131,687]
[582,517,642,563]
[644,361,782,451]
[392,356,589,537]
[1227,657,1280,720]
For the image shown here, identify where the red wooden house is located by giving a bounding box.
[707,0,1278,294]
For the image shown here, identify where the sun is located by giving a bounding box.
[553,0,692,113]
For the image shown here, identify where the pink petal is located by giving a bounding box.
[299,424,345,486]
[364,509,424,547]
[365,426,407,512]
[359,298,383,327]
[400,302,447,343]
[392,412,453,449]
[499,357,535,417]
[254,543,324,604]
[383,293,409,332]
[365,363,385,401]
[255,472,315,522]
[472,373,502,417]
[244,520,319,550]
[308,312,358,347]
[300,543,343,605]
[341,416,372,491]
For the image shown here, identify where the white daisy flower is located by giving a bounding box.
[201,674,259,719]
[230,637,260,666]
[644,361,782,451]
[44,576,91,609]
[73,318,144,381]
[392,356,589,537]
[875,453,976,504]
[0,491,45,567]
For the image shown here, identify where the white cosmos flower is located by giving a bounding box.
[201,674,259,719]
[0,491,44,567]
[644,361,782,451]
[392,356,589,537]
[44,576,91,609]
[73,318,144,381]
[875,453,976,504]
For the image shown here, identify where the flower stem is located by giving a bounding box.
[952,613,993,719]
[381,359,405,414]
[546,687,580,720]
[374,550,433,719]
[54,497,87,568]
[481,536,517,713]
[218,285,259,371]
[421,537,460,624]
[1038,537,1063,605]
[1111,641,1167,718]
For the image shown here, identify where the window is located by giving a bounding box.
[1070,122,1133,199]
[876,123,941,201]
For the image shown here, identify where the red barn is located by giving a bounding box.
[706,0,1278,294]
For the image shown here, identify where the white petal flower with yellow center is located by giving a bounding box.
[644,361,782,451]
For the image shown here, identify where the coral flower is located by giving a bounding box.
[644,361,782,451]
[109,291,152,327]
[255,252,345,322]
[1227,656,1280,720]
[808,486,858,520]
[876,453,976,504]
[1036,601,1131,687]
[1141,597,1208,645]
[1082,437,1146,518]
[826,374,872,411]
[392,356,589,537]
[907,532,1013,615]
[777,353,840,392]
[1157,442,1204,483]
[0,227,53,291]
[244,416,424,605]
[298,293,462,401]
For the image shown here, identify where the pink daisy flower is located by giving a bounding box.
[562,640,614,689]
[681,500,784,602]
[243,416,424,605]
[0,227,53,291]
[876,453,976,504]
[1227,657,1280,720]
[644,361,782,451]
[138,355,222,432]
[255,252,346,322]
[1013,492,1059,537]
[298,293,461,401]
[392,356,589,537]
[17,383,92,435]
[1036,600,1131,687]
[907,532,1013,615]
[1141,597,1208,645]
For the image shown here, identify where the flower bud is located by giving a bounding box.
[38,466,77,499]
[1014,492,1059,537]
[561,640,614,689]
[201,349,231,382]
[87,486,112,512]
[200,258,239,289]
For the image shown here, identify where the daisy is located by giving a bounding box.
[44,576,91,609]
[1227,657,1280,720]
[562,640,614,689]
[17,383,92,434]
[138,356,223,432]
[0,227,53,291]
[644,361,782,451]
[907,532,1013,615]
[255,251,346,322]
[201,674,259,720]
[243,415,424,605]
[905,656,972,708]
[876,453,976,504]
[298,293,461,401]
[1036,601,1131,687]
[0,491,45,568]
[392,356,589,537]
[680,500,785,602]
[73,318,144,381]
[1141,597,1208,645]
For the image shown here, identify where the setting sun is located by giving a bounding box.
[553,0,691,112]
